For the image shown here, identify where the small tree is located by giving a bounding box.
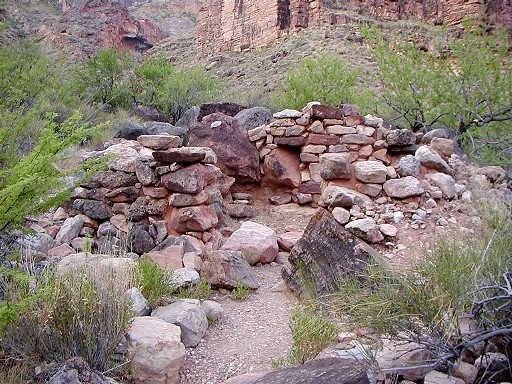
[362,24,512,167]
[76,49,133,109]
[133,56,219,123]
[275,53,374,111]
[0,112,107,231]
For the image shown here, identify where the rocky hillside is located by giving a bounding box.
[1,0,166,57]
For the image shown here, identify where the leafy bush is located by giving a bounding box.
[231,280,251,301]
[274,53,374,111]
[178,277,213,300]
[76,49,133,110]
[137,257,175,307]
[274,305,337,368]
[1,264,135,372]
[362,24,512,168]
[133,56,220,123]
[0,112,108,230]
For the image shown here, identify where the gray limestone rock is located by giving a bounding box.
[152,299,208,348]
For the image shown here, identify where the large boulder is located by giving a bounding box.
[318,186,372,208]
[282,208,384,297]
[185,113,260,182]
[152,299,208,348]
[175,106,200,130]
[319,153,352,180]
[128,223,155,254]
[88,170,138,189]
[234,106,273,130]
[415,145,452,173]
[72,200,112,221]
[169,205,219,233]
[262,147,301,188]
[127,316,185,384]
[198,102,246,120]
[114,121,185,140]
[221,221,278,264]
[56,216,85,245]
[201,250,259,290]
[223,358,369,384]
[354,161,388,184]
[103,143,139,173]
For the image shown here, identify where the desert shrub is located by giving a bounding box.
[1,264,135,372]
[0,112,108,230]
[137,257,176,307]
[361,23,512,168]
[274,305,337,368]
[231,280,252,301]
[133,56,220,123]
[323,196,512,371]
[178,277,213,300]
[274,53,374,111]
[76,49,133,110]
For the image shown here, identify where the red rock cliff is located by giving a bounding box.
[196,0,324,56]
[197,0,512,55]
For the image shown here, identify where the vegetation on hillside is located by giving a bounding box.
[361,23,512,168]
[274,53,373,111]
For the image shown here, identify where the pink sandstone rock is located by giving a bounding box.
[221,221,278,264]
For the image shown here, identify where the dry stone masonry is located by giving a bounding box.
[248,102,468,243]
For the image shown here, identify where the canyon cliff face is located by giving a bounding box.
[196,0,323,56]
[52,0,166,57]
[196,0,512,55]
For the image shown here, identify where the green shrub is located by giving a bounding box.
[231,281,251,301]
[0,112,108,230]
[178,277,213,300]
[274,305,337,368]
[76,49,133,110]
[133,56,220,123]
[137,257,175,307]
[274,53,374,111]
[1,264,135,372]
[361,24,512,168]
[323,195,511,367]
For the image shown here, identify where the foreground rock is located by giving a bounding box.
[127,317,185,384]
[221,221,278,264]
[42,357,118,384]
[282,208,384,297]
[185,113,261,182]
[152,299,209,348]
[201,250,259,290]
[221,358,369,384]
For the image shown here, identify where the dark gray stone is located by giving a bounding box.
[234,106,273,130]
[251,358,369,384]
[128,223,155,254]
[198,102,247,120]
[113,121,185,140]
[176,106,201,130]
[282,208,383,297]
[43,357,119,384]
[202,250,259,290]
[72,199,112,220]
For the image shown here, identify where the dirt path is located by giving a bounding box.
[180,264,298,384]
